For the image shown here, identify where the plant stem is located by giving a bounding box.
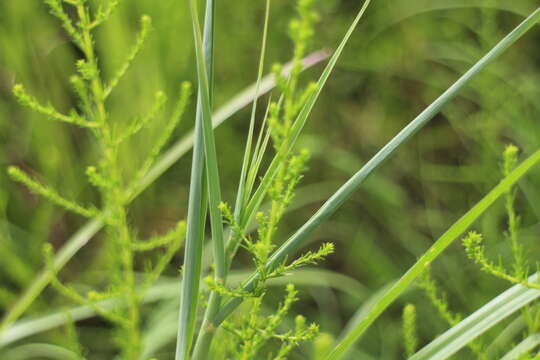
[76,3,141,358]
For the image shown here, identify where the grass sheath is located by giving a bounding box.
[214,4,540,335]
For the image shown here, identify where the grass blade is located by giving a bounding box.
[190,0,225,285]
[186,0,229,358]
[0,218,104,333]
[1,343,79,360]
[192,2,272,358]
[411,274,540,360]
[233,0,271,219]
[175,0,215,358]
[215,5,540,333]
[500,332,540,360]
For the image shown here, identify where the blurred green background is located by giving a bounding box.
[1,0,539,358]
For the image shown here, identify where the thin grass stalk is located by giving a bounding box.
[233,0,271,220]
[215,6,540,327]
[175,0,216,358]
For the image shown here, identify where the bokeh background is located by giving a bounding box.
[1,0,539,358]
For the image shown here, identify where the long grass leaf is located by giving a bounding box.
[233,0,271,220]
[0,268,360,348]
[190,0,225,283]
[186,0,229,358]
[175,0,215,358]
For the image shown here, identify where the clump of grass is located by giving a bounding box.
[7,0,191,357]
[180,0,336,358]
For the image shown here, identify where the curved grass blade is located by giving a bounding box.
[0,49,329,333]
[0,280,179,348]
[411,274,540,360]
[485,316,526,357]
[216,6,540,330]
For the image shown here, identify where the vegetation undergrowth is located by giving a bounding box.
[1,0,539,359]
[7,0,191,358]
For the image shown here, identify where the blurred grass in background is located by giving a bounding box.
[0,0,539,358]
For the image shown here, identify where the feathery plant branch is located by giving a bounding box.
[12,84,98,128]
[215,6,540,332]
[462,145,539,290]
[104,14,152,98]
[217,284,318,360]
[418,270,486,358]
[6,1,192,358]
[402,304,418,358]
[7,166,99,218]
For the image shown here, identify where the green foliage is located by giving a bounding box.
[6,0,190,358]
[215,284,318,359]
[2,0,540,359]
[418,271,462,326]
[12,84,96,128]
